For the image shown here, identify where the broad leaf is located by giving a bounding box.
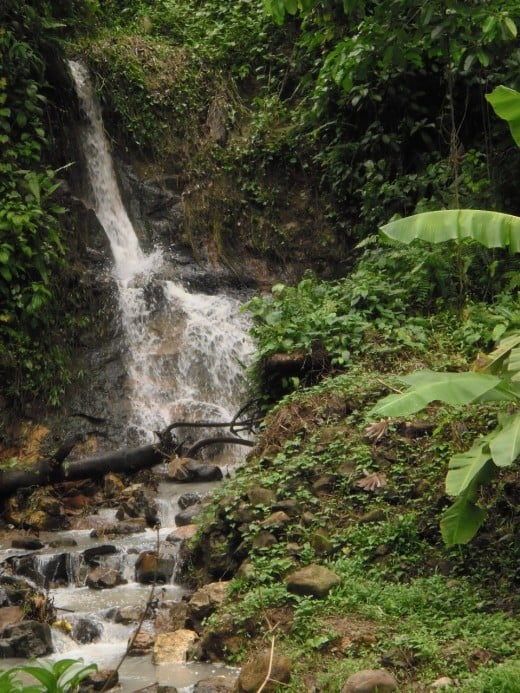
[440,492,487,547]
[486,85,520,147]
[371,371,501,417]
[380,209,520,254]
[474,333,520,374]
[445,441,491,495]
[489,413,520,467]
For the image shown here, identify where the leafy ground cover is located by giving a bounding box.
[182,365,519,690]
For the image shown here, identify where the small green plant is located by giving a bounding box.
[0,659,96,693]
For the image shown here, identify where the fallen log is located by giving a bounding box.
[0,444,165,499]
[0,413,260,499]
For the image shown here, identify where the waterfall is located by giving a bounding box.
[68,61,252,443]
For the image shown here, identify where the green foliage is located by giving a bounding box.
[371,85,520,546]
[0,659,96,693]
[0,5,84,404]
[381,209,520,252]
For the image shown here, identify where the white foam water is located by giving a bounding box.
[68,60,252,443]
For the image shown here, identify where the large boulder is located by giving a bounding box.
[0,620,53,657]
[286,564,341,598]
[188,581,229,625]
[135,551,175,584]
[152,629,198,664]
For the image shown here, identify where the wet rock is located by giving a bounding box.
[39,553,77,587]
[127,631,155,656]
[0,620,53,657]
[152,629,198,664]
[237,649,291,692]
[86,566,126,589]
[79,668,118,692]
[155,601,189,632]
[165,524,197,544]
[188,581,229,624]
[72,617,103,643]
[193,675,236,692]
[49,537,78,548]
[112,605,144,624]
[83,545,119,566]
[104,472,125,498]
[90,519,147,537]
[11,538,45,550]
[341,669,397,692]
[0,606,24,629]
[25,509,70,532]
[0,575,37,605]
[178,492,202,510]
[135,551,175,584]
[167,458,223,483]
[286,564,341,598]
[175,504,203,527]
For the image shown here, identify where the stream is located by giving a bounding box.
[0,60,253,690]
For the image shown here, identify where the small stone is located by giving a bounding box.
[286,564,341,599]
[341,669,397,692]
[358,509,386,524]
[310,532,334,556]
[251,531,277,550]
[260,511,291,528]
[193,675,236,692]
[247,486,276,506]
[429,676,455,689]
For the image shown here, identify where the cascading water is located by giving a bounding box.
[68,60,252,443]
[0,61,257,690]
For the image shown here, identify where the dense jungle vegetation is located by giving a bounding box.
[1,1,519,690]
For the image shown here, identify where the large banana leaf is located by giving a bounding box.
[489,413,520,468]
[445,440,492,496]
[379,209,520,253]
[441,459,496,546]
[370,371,501,417]
[440,491,488,547]
[485,85,520,148]
[475,333,520,374]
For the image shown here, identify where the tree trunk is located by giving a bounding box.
[0,444,164,499]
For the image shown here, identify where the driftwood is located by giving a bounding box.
[0,404,261,499]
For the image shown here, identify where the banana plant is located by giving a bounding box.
[371,85,520,546]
